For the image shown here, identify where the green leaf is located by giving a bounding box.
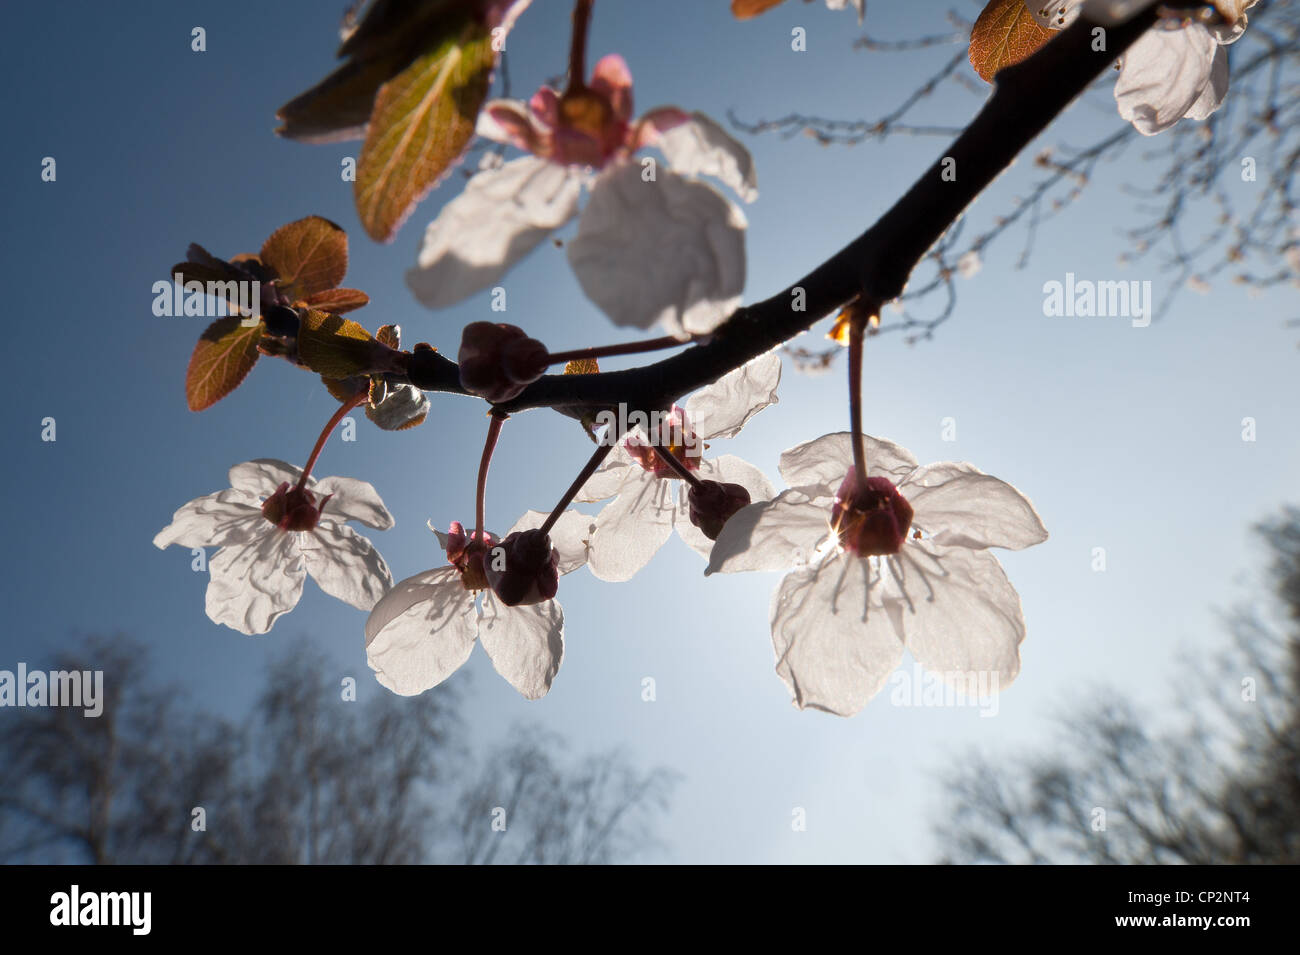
[297,309,377,379]
[260,216,350,298]
[186,317,264,411]
[355,22,496,242]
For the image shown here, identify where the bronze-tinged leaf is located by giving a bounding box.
[260,216,349,299]
[355,23,496,242]
[375,324,401,348]
[297,309,377,379]
[276,0,482,144]
[564,358,599,376]
[731,0,789,19]
[303,287,371,314]
[970,0,1054,84]
[186,317,264,411]
[322,375,369,404]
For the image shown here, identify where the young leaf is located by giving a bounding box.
[970,0,1054,83]
[186,317,264,411]
[731,0,789,19]
[297,309,378,379]
[355,22,496,242]
[302,287,371,314]
[260,216,350,299]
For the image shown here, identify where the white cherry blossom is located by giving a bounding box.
[406,55,756,338]
[707,433,1048,717]
[153,459,394,635]
[364,510,592,700]
[1027,0,1257,136]
[578,352,781,582]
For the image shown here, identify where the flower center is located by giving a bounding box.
[830,470,914,557]
[261,481,329,532]
[446,522,496,592]
[624,409,702,478]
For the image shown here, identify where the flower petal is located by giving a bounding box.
[587,477,675,581]
[576,443,638,502]
[705,489,827,574]
[228,459,304,497]
[901,463,1048,550]
[365,567,477,696]
[887,543,1025,689]
[315,475,395,530]
[205,530,306,635]
[1114,25,1219,135]
[770,554,905,716]
[508,509,594,575]
[1185,41,1229,121]
[152,489,264,550]
[477,99,542,153]
[675,454,776,558]
[479,593,565,700]
[567,164,746,337]
[656,111,759,203]
[686,351,781,440]
[300,522,393,611]
[407,156,583,309]
[777,432,918,500]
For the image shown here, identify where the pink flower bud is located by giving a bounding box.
[458,322,549,403]
[830,468,914,557]
[687,480,751,541]
[484,528,559,607]
[261,481,331,532]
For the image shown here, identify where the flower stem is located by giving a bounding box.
[476,412,508,542]
[546,335,688,367]
[845,301,876,488]
[566,0,594,93]
[296,393,367,490]
[654,444,705,490]
[540,440,614,536]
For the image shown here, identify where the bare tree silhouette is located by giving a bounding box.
[933,507,1300,864]
[0,639,677,865]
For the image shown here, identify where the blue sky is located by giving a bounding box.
[2,0,1297,863]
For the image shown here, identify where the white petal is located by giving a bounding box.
[300,521,394,611]
[901,463,1048,551]
[1115,25,1219,135]
[825,0,866,21]
[576,443,638,502]
[479,593,564,700]
[685,351,781,440]
[706,489,827,575]
[770,554,905,716]
[1029,0,1086,29]
[657,111,758,203]
[777,432,918,500]
[406,157,583,308]
[205,530,305,635]
[587,477,675,582]
[152,489,264,550]
[567,165,746,337]
[365,567,477,696]
[887,543,1025,689]
[675,454,777,558]
[314,475,395,530]
[1185,42,1229,120]
[228,459,304,497]
[507,509,594,576]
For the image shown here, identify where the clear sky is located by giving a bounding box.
[3,0,1297,863]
